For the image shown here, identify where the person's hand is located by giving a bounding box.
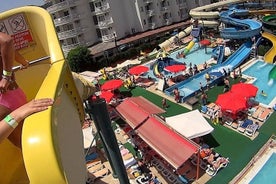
[19,62,29,70]
[10,98,54,123]
[0,77,10,94]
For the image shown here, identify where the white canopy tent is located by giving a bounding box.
[165,109,214,139]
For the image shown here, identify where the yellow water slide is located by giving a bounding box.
[0,7,88,184]
[262,32,276,63]
[189,0,247,27]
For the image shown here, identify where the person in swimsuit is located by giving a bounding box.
[0,32,30,147]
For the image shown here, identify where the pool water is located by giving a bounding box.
[242,60,276,106]
[145,44,213,80]
[250,153,276,184]
[170,43,213,65]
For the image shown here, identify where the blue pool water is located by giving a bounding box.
[145,44,213,80]
[250,153,276,184]
[243,60,276,106]
[170,44,213,65]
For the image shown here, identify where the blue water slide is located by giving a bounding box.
[212,45,224,64]
[164,41,252,102]
[220,7,262,39]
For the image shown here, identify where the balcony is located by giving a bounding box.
[102,33,116,42]
[97,17,114,29]
[54,14,81,26]
[146,10,155,16]
[47,0,78,13]
[57,27,85,40]
[94,3,110,15]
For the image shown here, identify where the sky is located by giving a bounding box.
[0,0,45,13]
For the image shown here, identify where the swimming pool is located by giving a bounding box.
[242,60,276,106]
[249,152,276,184]
[144,44,214,80]
[170,43,213,65]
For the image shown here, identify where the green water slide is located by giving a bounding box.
[269,66,276,79]
[262,15,276,34]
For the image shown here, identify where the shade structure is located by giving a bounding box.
[199,39,211,46]
[165,110,214,139]
[128,65,149,75]
[164,64,187,73]
[215,92,247,114]
[136,117,199,169]
[101,79,123,91]
[230,83,258,98]
[116,96,166,129]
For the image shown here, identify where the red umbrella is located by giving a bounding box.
[92,91,114,103]
[101,79,123,91]
[128,65,149,75]
[200,39,211,53]
[230,83,258,98]
[164,64,186,73]
[200,39,211,46]
[215,92,247,114]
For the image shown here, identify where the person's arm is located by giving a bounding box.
[0,32,14,73]
[0,33,14,90]
[0,98,54,143]
[15,50,29,69]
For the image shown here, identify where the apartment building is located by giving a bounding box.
[46,0,211,56]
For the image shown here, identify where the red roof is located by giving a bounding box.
[116,96,165,129]
[137,117,199,169]
[116,99,149,129]
[115,96,199,169]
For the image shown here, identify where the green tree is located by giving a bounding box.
[66,46,92,72]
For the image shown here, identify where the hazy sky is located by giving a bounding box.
[0,0,45,13]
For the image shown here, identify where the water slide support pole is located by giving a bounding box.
[84,97,130,184]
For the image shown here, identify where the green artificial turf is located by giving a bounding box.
[124,79,276,183]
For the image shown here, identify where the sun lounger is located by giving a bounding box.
[124,157,137,168]
[89,167,110,181]
[258,108,273,122]
[123,153,133,161]
[252,106,264,119]
[206,103,220,117]
[86,159,102,169]
[238,119,253,133]
[87,164,105,173]
[206,161,228,177]
[245,123,259,137]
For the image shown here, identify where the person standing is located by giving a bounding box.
[223,78,230,93]
[162,97,168,109]
[0,32,29,147]
[201,92,208,105]
[173,87,180,103]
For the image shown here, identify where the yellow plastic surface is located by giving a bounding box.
[262,32,276,63]
[0,6,86,184]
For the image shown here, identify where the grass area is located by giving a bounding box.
[122,77,276,183]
